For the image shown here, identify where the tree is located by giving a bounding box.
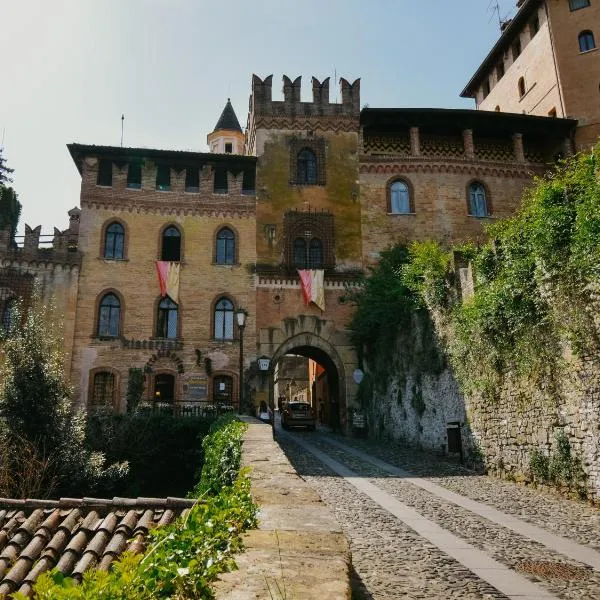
[0,147,14,185]
[0,294,127,497]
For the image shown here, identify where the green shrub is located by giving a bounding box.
[26,416,257,599]
[529,450,549,482]
[86,414,213,497]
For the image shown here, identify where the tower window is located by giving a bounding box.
[579,30,596,52]
[548,107,557,118]
[97,160,112,186]
[185,167,199,192]
[214,167,228,194]
[518,77,526,98]
[570,0,590,10]
[297,149,317,185]
[389,180,413,214]
[161,226,181,261]
[156,165,171,191]
[225,142,233,154]
[127,163,142,189]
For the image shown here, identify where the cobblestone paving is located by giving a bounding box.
[279,434,509,600]
[277,428,600,599]
[327,433,600,549]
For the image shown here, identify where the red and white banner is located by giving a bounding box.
[298,269,325,311]
[156,261,181,304]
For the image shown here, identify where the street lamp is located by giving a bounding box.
[236,308,248,414]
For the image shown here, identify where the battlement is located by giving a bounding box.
[250,74,360,118]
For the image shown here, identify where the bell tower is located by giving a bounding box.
[207,98,245,154]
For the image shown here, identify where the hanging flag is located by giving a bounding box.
[298,269,325,311]
[298,270,312,305]
[156,261,181,304]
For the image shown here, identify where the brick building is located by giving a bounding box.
[461,0,600,149]
[1,0,594,432]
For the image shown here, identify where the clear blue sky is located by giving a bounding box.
[1,0,518,233]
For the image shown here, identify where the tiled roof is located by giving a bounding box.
[213,99,243,133]
[0,496,196,598]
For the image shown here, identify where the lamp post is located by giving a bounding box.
[236,308,247,414]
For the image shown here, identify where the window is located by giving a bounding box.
[156,165,171,191]
[570,0,590,11]
[579,30,596,52]
[213,375,233,405]
[297,149,317,185]
[518,77,526,98]
[548,107,557,118]
[2,298,18,332]
[214,167,228,194]
[512,38,522,61]
[242,168,255,194]
[98,293,120,337]
[294,238,307,268]
[216,227,235,265]
[468,182,488,217]
[104,222,124,259]
[185,167,199,192]
[225,142,233,154]
[309,238,323,268]
[127,163,142,189]
[97,160,112,186]
[214,297,234,340]
[483,79,491,98]
[92,372,115,407]
[161,226,181,261]
[496,61,505,81]
[157,297,178,339]
[155,373,175,403]
[389,180,412,214]
[495,105,501,112]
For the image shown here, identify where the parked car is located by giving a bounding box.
[281,402,316,431]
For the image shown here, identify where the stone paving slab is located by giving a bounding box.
[213,419,351,600]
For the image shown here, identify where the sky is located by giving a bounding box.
[1,0,519,234]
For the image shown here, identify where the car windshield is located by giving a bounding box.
[289,403,310,411]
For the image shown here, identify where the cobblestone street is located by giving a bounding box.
[275,424,600,600]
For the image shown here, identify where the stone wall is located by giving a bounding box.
[365,314,600,500]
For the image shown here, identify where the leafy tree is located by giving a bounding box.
[0,149,20,241]
[0,294,127,497]
[0,147,14,185]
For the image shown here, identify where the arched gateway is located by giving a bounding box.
[256,316,359,434]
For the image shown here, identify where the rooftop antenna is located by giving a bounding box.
[334,67,338,103]
[120,114,124,147]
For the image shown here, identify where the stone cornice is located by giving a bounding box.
[0,255,81,272]
[81,198,256,218]
[359,155,544,178]
[255,274,362,289]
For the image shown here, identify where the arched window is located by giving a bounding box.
[468,182,488,217]
[518,77,526,98]
[157,297,178,339]
[2,298,18,332]
[104,222,124,259]
[294,238,307,269]
[579,30,596,52]
[495,105,501,112]
[389,180,412,214]
[161,226,181,261]
[309,238,323,268]
[92,372,115,408]
[97,293,120,337]
[297,149,317,185]
[214,297,234,340]
[216,227,235,265]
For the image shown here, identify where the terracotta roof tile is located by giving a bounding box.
[0,496,196,597]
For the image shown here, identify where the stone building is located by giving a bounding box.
[461,0,600,149]
[2,0,595,432]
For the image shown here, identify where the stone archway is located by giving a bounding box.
[269,332,348,434]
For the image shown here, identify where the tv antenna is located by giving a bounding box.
[120,114,124,147]
[488,0,507,29]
